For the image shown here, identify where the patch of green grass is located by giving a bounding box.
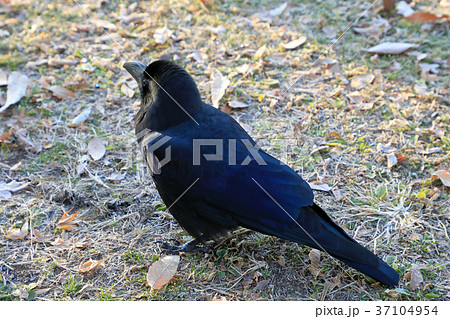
[38,142,70,164]
[0,281,16,301]
[62,276,83,297]
[121,250,148,264]
[97,285,115,301]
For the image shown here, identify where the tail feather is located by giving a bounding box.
[284,204,399,286]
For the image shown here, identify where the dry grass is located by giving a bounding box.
[0,0,449,300]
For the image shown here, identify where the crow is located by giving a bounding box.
[124,60,399,286]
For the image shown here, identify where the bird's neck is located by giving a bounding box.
[136,81,202,133]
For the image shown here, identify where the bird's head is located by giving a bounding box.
[123,60,202,133]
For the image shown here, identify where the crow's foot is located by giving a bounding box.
[156,239,214,255]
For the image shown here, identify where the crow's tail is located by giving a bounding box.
[285,204,399,286]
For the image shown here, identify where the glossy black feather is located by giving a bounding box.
[124,60,399,286]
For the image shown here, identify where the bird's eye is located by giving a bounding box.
[142,78,150,89]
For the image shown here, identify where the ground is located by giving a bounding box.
[0,0,449,301]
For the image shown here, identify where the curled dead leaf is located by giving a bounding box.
[282,36,307,50]
[6,222,28,240]
[0,71,29,113]
[404,264,424,290]
[431,170,450,187]
[121,84,135,98]
[31,228,52,243]
[211,72,230,108]
[78,258,108,274]
[57,207,82,231]
[405,12,450,22]
[69,107,91,127]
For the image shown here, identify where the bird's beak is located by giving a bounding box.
[123,61,147,86]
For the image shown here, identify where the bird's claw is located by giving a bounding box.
[156,239,214,255]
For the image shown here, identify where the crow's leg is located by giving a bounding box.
[157,239,214,254]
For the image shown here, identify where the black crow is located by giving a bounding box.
[124,60,399,286]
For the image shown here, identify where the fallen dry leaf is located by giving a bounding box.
[377,142,397,153]
[121,84,135,98]
[78,258,108,274]
[147,255,180,290]
[363,42,419,55]
[254,45,267,60]
[92,19,117,31]
[387,153,398,168]
[57,207,82,231]
[211,71,230,108]
[31,228,52,243]
[106,172,126,182]
[431,170,450,187]
[309,249,321,276]
[12,287,29,300]
[282,36,307,50]
[396,1,414,17]
[253,2,288,22]
[0,69,7,86]
[87,137,106,161]
[0,71,29,113]
[47,85,76,100]
[405,12,450,22]
[351,74,375,89]
[226,100,249,109]
[404,264,424,290]
[69,106,91,127]
[153,26,173,44]
[309,182,332,192]
[6,222,28,240]
[0,180,30,198]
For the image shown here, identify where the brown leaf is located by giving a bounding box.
[309,249,321,276]
[282,36,307,50]
[405,12,450,22]
[47,85,75,100]
[350,74,375,89]
[431,170,450,187]
[6,222,28,240]
[57,207,82,231]
[50,237,73,249]
[211,72,230,108]
[31,228,52,243]
[254,45,267,60]
[78,258,108,274]
[404,265,424,290]
[147,255,180,290]
[87,137,106,161]
[121,84,135,98]
[0,72,29,113]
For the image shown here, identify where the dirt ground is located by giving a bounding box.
[0,0,449,300]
